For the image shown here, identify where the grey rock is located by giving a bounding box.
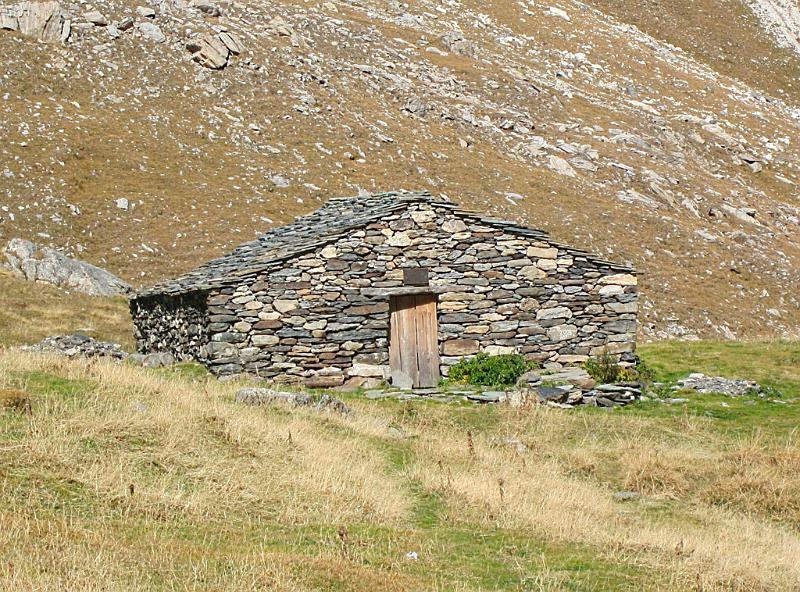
[137,21,164,42]
[235,388,351,415]
[440,31,477,58]
[142,352,175,368]
[3,238,132,297]
[13,1,71,42]
[218,30,242,54]
[536,386,572,403]
[191,0,220,16]
[190,33,229,68]
[403,96,428,117]
[84,10,107,26]
[467,391,506,403]
[675,373,761,397]
[21,334,128,359]
[613,491,640,502]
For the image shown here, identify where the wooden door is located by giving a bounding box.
[389,294,440,389]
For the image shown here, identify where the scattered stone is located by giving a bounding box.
[135,6,155,18]
[235,387,351,415]
[675,373,761,397]
[21,334,128,359]
[536,385,573,403]
[3,238,132,296]
[546,6,571,21]
[467,391,506,403]
[547,155,577,177]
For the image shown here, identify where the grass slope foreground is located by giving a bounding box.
[1,341,799,591]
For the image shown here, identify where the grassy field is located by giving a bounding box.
[0,271,133,349]
[1,339,799,591]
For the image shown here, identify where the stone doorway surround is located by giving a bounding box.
[362,285,468,389]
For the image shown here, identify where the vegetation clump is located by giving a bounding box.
[446,353,535,387]
[585,353,655,385]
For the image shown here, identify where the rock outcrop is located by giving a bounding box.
[3,238,132,296]
[0,1,71,42]
[187,31,242,69]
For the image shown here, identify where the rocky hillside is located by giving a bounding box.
[1,0,799,341]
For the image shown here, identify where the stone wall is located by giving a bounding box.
[136,202,638,383]
[131,291,210,361]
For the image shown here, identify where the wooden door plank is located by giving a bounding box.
[414,294,440,388]
[400,295,420,388]
[390,295,415,389]
[388,296,405,388]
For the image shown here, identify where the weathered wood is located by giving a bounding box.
[414,294,440,388]
[390,295,416,389]
[389,294,440,389]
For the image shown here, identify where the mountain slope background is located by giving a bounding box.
[1,0,799,341]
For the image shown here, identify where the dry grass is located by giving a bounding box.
[585,0,800,103]
[1,346,800,590]
[0,271,133,349]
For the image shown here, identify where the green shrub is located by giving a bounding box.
[446,353,534,387]
[585,354,624,384]
[585,353,655,385]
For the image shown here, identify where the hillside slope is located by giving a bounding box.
[1,0,799,341]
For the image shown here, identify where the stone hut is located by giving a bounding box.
[130,191,638,388]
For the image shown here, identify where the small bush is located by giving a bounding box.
[585,354,624,384]
[585,354,656,385]
[446,353,534,387]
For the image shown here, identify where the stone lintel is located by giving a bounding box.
[361,285,470,297]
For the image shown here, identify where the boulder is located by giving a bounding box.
[137,21,164,42]
[188,35,225,68]
[0,9,19,30]
[141,352,175,368]
[3,238,132,297]
[218,30,242,54]
[191,0,221,16]
[440,31,477,58]
[84,10,107,26]
[11,1,71,42]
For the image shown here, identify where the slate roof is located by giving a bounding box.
[134,190,632,299]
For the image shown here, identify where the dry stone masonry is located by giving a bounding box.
[131,191,638,386]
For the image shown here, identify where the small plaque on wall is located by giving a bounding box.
[403,268,429,286]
